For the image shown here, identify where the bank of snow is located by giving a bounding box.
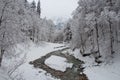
[67,49,120,80]
[45,55,73,72]
[15,42,65,80]
[84,53,120,80]
[27,42,66,61]
[0,69,11,80]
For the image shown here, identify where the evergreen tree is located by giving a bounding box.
[37,0,41,17]
[31,0,36,10]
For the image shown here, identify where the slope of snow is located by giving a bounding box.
[68,49,120,80]
[84,53,120,80]
[67,49,96,67]
[16,63,60,80]
[45,55,73,72]
[14,42,65,80]
[0,69,11,80]
[27,42,66,61]
[3,41,120,80]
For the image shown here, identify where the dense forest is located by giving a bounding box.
[69,0,120,63]
[0,0,120,80]
[0,0,56,66]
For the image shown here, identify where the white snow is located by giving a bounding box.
[14,42,66,80]
[67,49,96,67]
[84,53,120,80]
[27,42,66,61]
[15,63,60,80]
[45,55,73,72]
[0,69,11,80]
[2,41,120,80]
[68,49,120,80]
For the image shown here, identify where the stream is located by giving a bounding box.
[29,48,88,80]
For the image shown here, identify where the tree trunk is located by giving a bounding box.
[0,48,5,67]
[0,31,5,67]
[31,27,35,42]
[0,19,1,26]
[0,2,8,27]
[108,18,114,54]
[36,28,39,43]
[95,19,101,57]
[80,34,85,55]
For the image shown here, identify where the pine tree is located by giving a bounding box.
[37,0,41,17]
[31,0,36,10]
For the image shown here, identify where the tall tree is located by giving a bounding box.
[70,0,120,62]
[37,0,41,17]
[31,0,36,10]
[0,0,27,66]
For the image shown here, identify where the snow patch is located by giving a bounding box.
[0,69,11,80]
[45,55,73,72]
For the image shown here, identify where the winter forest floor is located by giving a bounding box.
[1,42,120,80]
[15,42,88,80]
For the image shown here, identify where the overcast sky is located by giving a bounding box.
[28,0,78,21]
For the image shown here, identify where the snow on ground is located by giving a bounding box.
[27,42,66,61]
[66,49,96,67]
[2,41,120,80]
[84,53,120,80]
[68,49,120,80]
[45,55,73,72]
[16,63,60,80]
[0,69,11,80]
[15,42,65,80]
